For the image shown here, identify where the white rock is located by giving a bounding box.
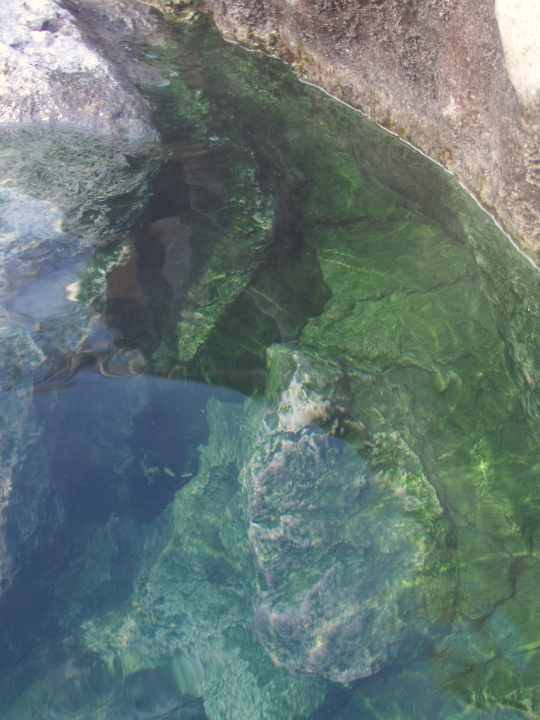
[496,0,540,105]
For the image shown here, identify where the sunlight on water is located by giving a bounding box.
[0,15,539,720]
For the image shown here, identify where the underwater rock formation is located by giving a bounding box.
[243,346,444,682]
[0,0,163,628]
[1,8,540,719]
[3,397,326,720]
[173,154,274,374]
[0,142,157,622]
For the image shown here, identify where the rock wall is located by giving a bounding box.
[0,0,162,138]
[199,0,540,265]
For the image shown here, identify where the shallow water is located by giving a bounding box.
[0,16,539,720]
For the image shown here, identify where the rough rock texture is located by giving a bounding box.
[201,0,540,265]
[2,397,326,720]
[0,331,59,601]
[0,138,158,610]
[0,133,158,249]
[242,346,444,682]
[0,0,162,139]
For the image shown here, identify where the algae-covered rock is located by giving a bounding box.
[0,130,158,247]
[242,345,444,683]
[2,13,540,720]
[25,397,327,720]
[330,659,532,720]
[2,641,207,720]
[174,153,274,373]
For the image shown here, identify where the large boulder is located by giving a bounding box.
[242,346,445,682]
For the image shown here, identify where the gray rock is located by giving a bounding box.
[0,0,159,140]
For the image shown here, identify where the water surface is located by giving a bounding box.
[0,16,539,720]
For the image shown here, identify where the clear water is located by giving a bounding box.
[0,16,539,720]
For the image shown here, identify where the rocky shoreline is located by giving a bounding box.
[2,1,538,264]
[0,0,164,138]
[197,0,540,266]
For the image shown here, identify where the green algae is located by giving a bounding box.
[241,346,449,682]
[1,398,326,720]
[0,129,158,245]
[174,158,274,370]
[2,13,540,720]
[160,20,540,714]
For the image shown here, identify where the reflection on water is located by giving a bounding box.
[0,14,540,720]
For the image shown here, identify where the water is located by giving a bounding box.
[0,15,539,720]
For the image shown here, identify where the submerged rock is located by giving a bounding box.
[0,11,539,719]
[0,342,59,602]
[27,398,327,720]
[173,152,274,374]
[243,346,444,682]
[0,0,164,648]
[0,147,155,612]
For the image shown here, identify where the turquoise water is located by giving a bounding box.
[0,16,539,720]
